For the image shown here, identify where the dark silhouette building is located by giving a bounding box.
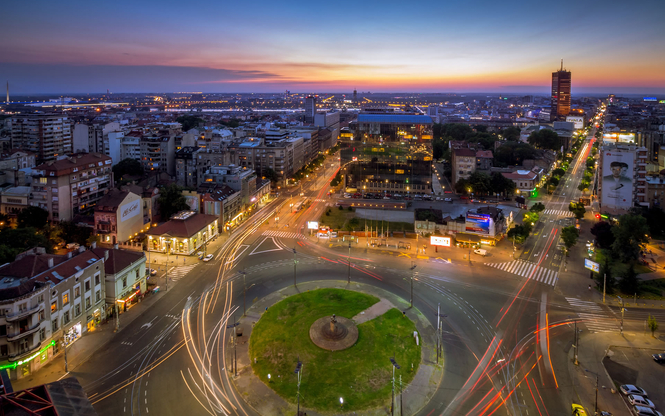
[551,60,571,121]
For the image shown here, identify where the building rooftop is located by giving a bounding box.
[91,248,145,275]
[476,150,493,159]
[453,148,476,157]
[33,250,102,285]
[35,153,111,174]
[147,213,218,239]
[94,189,131,212]
[357,114,433,124]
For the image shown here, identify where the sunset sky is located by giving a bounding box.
[2,0,664,95]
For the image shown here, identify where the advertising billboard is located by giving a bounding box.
[566,116,584,130]
[584,259,600,273]
[602,132,635,144]
[307,221,319,230]
[465,212,491,234]
[120,199,141,222]
[601,151,633,209]
[430,236,451,247]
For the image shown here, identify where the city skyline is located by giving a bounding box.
[1,0,664,94]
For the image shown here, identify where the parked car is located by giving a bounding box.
[435,197,441,201]
[343,193,351,199]
[203,254,214,262]
[572,404,587,416]
[632,406,662,416]
[146,268,157,276]
[628,395,655,409]
[652,352,665,363]
[197,251,204,259]
[444,198,453,202]
[473,249,487,256]
[621,385,648,397]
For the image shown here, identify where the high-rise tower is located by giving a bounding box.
[304,95,316,123]
[551,60,571,121]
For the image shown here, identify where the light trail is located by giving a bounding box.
[545,313,558,388]
[526,378,544,416]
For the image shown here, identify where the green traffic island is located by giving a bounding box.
[249,288,421,413]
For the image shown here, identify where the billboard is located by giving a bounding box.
[307,221,319,230]
[584,259,600,273]
[430,236,451,247]
[120,199,141,222]
[601,151,633,209]
[644,97,658,102]
[465,212,491,234]
[602,132,635,144]
[566,116,584,130]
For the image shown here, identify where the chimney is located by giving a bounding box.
[91,241,97,249]
[104,250,109,261]
[47,257,54,268]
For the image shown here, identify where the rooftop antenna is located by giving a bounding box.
[560,59,564,71]
[5,82,8,104]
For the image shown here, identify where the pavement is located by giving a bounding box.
[231,280,443,416]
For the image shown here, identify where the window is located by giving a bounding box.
[62,293,69,306]
[0,345,7,356]
[19,338,29,352]
[74,286,80,299]
[75,304,81,317]
[85,297,91,310]
[51,301,57,313]
[52,319,58,332]
[38,294,44,303]
[85,279,91,292]
[39,328,45,341]
[0,325,5,336]
[62,311,70,325]
[18,303,26,313]
[135,269,139,279]
[94,273,100,286]
[38,310,45,321]
[122,277,127,288]
[96,290,101,303]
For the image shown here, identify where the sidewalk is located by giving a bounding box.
[567,330,665,416]
[231,280,443,416]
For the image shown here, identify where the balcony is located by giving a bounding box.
[6,303,43,322]
[8,341,42,362]
[7,322,41,341]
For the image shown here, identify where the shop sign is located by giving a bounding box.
[430,236,451,247]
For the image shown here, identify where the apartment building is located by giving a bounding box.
[11,114,72,163]
[201,164,256,206]
[175,146,203,188]
[452,148,477,187]
[91,248,146,313]
[231,137,302,185]
[140,135,175,176]
[94,189,144,244]
[30,153,113,221]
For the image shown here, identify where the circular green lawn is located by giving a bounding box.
[249,288,421,412]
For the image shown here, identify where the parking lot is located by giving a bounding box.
[603,345,665,412]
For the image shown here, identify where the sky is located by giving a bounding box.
[1,0,664,95]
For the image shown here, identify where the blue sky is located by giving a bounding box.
[1,0,664,94]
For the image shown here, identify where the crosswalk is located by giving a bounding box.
[167,264,196,281]
[484,260,558,286]
[565,297,618,333]
[262,230,306,240]
[542,209,574,217]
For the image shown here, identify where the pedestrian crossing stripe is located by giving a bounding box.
[167,265,196,280]
[262,230,306,240]
[543,209,575,217]
[565,297,618,333]
[483,260,558,286]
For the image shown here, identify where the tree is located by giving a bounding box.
[221,118,241,128]
[530,202,545,213]
[494,142,538,166]
[644,207,665,239]
[17,206,49,230]
[468,171,492,195]
[647,314,659,337]
[561,226,579,251]
[474,125,488,133]
[455,178,471,194]
[0,227,53,264]
[441,123,473,141]
[611,214,649,263]
[502,126,521,141]
[507,224,532,244]
[528,129,561,151]
[58,221,93,246]
[261,167,279,185]
[157,184,190,220]
[176,115,204,131]
[595,253,617,294]
[490,172,516,195]
[549,176,560,187]
[619,264,640,296]
[590,221,615,249]
[552,168,566,177]
[569,202,586,220]
[112,158,144,183]
[523,211,539,225]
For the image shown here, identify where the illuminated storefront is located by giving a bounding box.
[146,211,219,255]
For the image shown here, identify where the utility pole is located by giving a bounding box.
[399,374,403,416]
[62,340,69,373]
[115,301,120,332]
[227,319,240,377]
[573,320,579,365]
[602,273,606,303]
[435,306,447,364]
[390,358,400,416]
[293,248,297,287]
[240,270,247,316]
[295,360,303,416]
[347,241,352,284]
[409,262,417,308]
[585,369,599,416]
[165,239,171,292]
[618,296,625,335]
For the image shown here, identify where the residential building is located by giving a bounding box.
[120,131,142,161]
[146,211,219,255]
[304,96,316,123]
[501,170,538,196]
[94,189,144,245]
[199,185,243,231]
[175,146,203,188]
[475,150,493,171]
[0,186,30,217]
[598,143,648,215]
[0,150,36,170]
[30,153,113,221]
[91,248,146,315]
[551,61,571,121]
[140,135,175,176]
[201,164,256,207]
[452,148,477,187]
[231,137,301,186]
[11,114,72,163]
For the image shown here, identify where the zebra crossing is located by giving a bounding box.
[542,209,574,217]
[262,230,306,240]
[483,259,558,286]
[565,297,618,333]
[167,264,196,281]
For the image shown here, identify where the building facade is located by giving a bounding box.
[94,190,144,244]
[11,114,72,163]
[551,62,571,121]
[146,211,219,255]
[175,146,202,188]
[452,148,476,187]
[598,143,648,215]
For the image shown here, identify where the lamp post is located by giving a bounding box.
[390,357,400,416]
[409,262,417,308]
[295,360,303,416]
[617,296,625,335]
[227,319,240,377]
[584,369,599,416]
[293,248,297,287]
[347,241,352,284]
[62,339,69,373]
[435,305,447,364]
[164,235,172,293]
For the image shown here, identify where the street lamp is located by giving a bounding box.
[617,296,625,335]
[584,369,599,416]
[409,261,417,308]
[227,318,240,376]
[295,360,303,416]
[339,397,344,410]
[434,304,447,364]
[390,357,400,416]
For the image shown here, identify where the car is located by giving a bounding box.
[632,406,662,416]
[473,249,487,256]
[572,403,587,416]
[628,395,655,409]
[203,254,214,262]
[343,193,351,199]
[444,198,452,202]
[374,194,381,199]
[652,352,665,363]
[621,385,648,397]
[146,268,157,276]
